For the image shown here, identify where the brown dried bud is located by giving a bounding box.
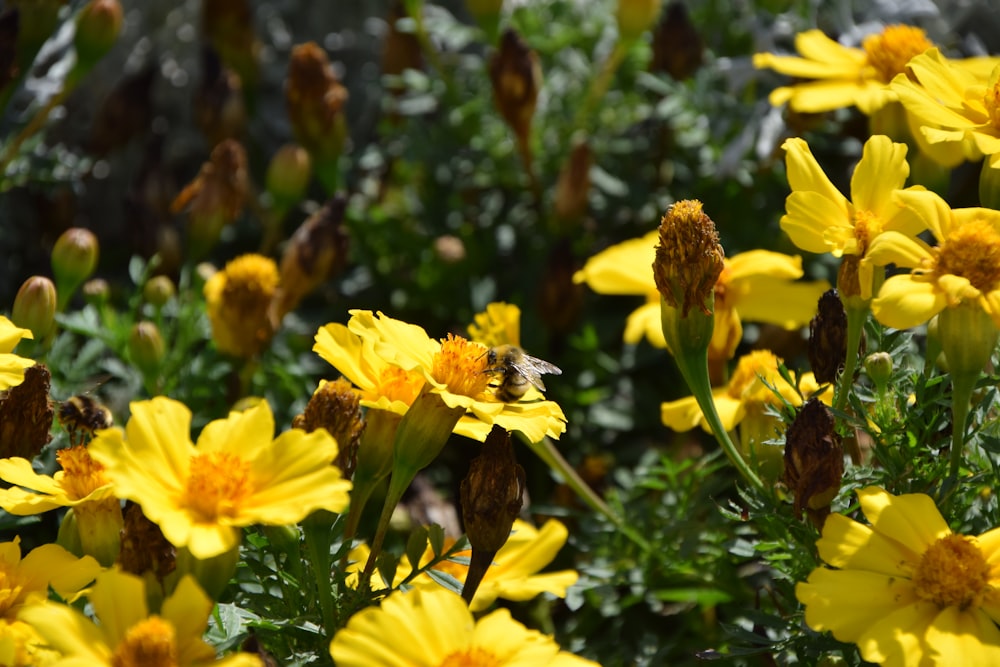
[171,139,249,259]
[536,238,584,337]
[200,0,259,92]
[117,501,176,586]
[0,364,53,460]
[554,140,592,225]
[271,196,349,322]
[58,394,113,447]
[808,289,847,385]
[653,200,724,317]
[195,48,247,145]
[382,2,423,84]
[286,42,348,162]
[459,424,524,604]
[650,2,703,80]
[292,377,364,479]
[836,254,864,306]
[783,398,844,528]
[489,29,541,146]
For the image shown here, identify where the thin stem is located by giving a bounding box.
[302,512,336,637]
[947,370,976,483]
[359,471,409,587]
[571,40,629,135]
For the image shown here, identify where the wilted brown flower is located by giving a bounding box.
[459,424,525,604]
[286,42,348,163]
[382,1,423,83]
[537,238,584,338]
[195,48,247,145]
[653,199,724,317]
[292,377,364,479]
[271,196,349,322]
[200,0,259,92]
[88,63,156,156]
[489,29,540,149]
[808,288,848,385]
[0,364,53,460]
[651,2,703,80]
[171,139,249,259]
[117,501,176,588]
[204,253,280,359]
[554,139,592,226]
[783,398,844,528]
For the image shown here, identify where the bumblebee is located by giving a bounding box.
[58,395,113,445]
[483,344,562,402]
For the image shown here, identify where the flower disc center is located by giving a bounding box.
[111,616,178,667]
[935,219,1000,293]
[912,534,991,609]
[863,25,933,83]
[183,451,252,521]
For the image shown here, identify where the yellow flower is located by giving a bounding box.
[0,316,34,391]
[573,231,828,359]
[204,254,280,359]
[0,447,122,565]
[315,311,566,443]
[781,134,930,300]
[348,518,579,613]
[18,570,262,666]
[0,537,101,620]
[891,49,1000,167]
[753,25,934,114]
[467,301,522,349]
[867,193,1000,329]
[796,487,1000,666]
[87,397,351,559]
[330,586,600,667]
[0,618,59,667]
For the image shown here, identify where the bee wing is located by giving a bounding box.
[513,355,562,392]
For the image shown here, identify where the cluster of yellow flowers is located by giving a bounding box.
[0,306,592,666]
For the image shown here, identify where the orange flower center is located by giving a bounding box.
[985,76,1000,130]
[851,209,883,255]
[0,567,25,617]
[439,649,503,667]
[912,534,991,609]
[933,219,1000,293]
[56,445,110,500]
[431,335,491,398]
[373,366,425,405]
[182,451,252,521]
[111,616,178,667]
[863,24,933,83]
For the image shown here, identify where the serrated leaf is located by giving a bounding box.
[405,525,429,570]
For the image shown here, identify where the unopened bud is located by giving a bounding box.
[266,144,312,207]
[864,352,893,393]
[459,424,524,604]
[783,398,843,529]
[12,275,57,338]
[129,321,165,375]
[653,200,723,317]
[74,0,123,67]
[82,278,110,307]
[286,42,348,163]
[616,0,662,42]
[52,228,99,309]
[143,275,176,308]
[808,289,847,384]
[554,139,592,225]
[489,29,540,147]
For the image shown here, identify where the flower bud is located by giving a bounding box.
[74,0,122,68]
[82,278,110,307]
[129,321,165,375]
[292,377,365,479]
[616,0,662,43]
[52,228,99,309]
[117,502,177,601]
[0,363,53,460]
[266,143,312,208]
[553,139,592,226]
[783,398,843,529]
[489,29,540,148]
[201,0,260,93]
[653,200,723,317]
[650,2,703,80]
[864,351,893,394]
[286,42,348,163]
[143,275,176,308]
[12,275,57,338]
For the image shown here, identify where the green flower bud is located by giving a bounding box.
[266,143,312,208]
[864,351,893,394]
[616,0,662,43]
[12,276,57,339]
[129,321,165,375]
[74,0,123,68]
[82,278,110,307]
[52,228,99,309]
[143,275,176,308]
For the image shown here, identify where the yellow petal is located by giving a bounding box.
[661,395,703,432]
[574,232,657,295]
[815,514,920,574]
[0,317,32,353]
[872,275,945,329]
[849,135,909,215]
[624,302,667,348]
[162,576,218,665]
[781,192,851,254]
[864,230,933,270]
[783,139,850,208]
[855,599,938,666]
[857,486,951,553]
[728,276,828,328]
[19,544,100,601]
[725,250,803,280]
[924,606,1000,666]
[796,568,918,641]
[89,570,149,644]
[17,603,109,662]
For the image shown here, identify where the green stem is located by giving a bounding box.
[517,433,650,552]
[302,511,336,637]
[359,471,409,587]
[948,371,975,483]
[834,305,866,413]
[572,40,629,135]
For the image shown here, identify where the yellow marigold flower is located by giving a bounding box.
[0,618,59,667]
[467,301,522,349]
[573,231,828,359]
[662,350,829,478]
[867,193,1000,330]
[781,134,930,300]
[87,397,351,560]
[330,586,600,667]
[18,570,262,666]
[753,25,934,114]
[0,316,34,391]
[891,49,1000,167]
[0,447,122,565]
[348,518,579,613]
[315,311,566,443]
[203,254,280,359]
[797,487,1000,665]
[0,537,101,620]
